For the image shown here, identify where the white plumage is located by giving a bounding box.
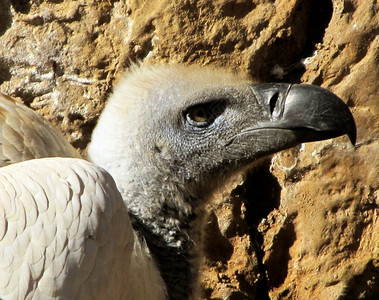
[0,91,165,299]
[0,158,134,299]
[0,93,79,167]
[0,64,355,299]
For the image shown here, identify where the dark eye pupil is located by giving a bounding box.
[190,107,208,122]
[198,110,205,117]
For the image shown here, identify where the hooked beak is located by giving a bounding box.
[250,83,356,145]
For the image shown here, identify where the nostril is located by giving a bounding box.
[269,92,280,115]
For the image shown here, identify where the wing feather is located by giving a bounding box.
[0,93,80,167]
[0,93,163,299]
[0,157,134,299]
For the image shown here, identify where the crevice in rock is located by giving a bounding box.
[263,220,296,289]
[251,234,270,300]
[10,0,31,14]
[342,260,379,300]
[0,58,11,85]
[203,211,234,263]
[219,0,256,19]
[0,1,12,36]
[301,0,334,61]
[13,90,35,106]
[243,162,281,225]
[242,160,282,300]
[257,0,333,83]
[281,0,334,82]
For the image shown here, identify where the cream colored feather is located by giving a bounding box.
[0,158,133,299]
[0,93,79,167]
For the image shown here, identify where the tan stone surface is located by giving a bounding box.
[0,0,377,299]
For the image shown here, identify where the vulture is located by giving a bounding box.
[0,64,356,299]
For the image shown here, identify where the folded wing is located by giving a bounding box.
[0,93,80,167]
[0,157,134,299]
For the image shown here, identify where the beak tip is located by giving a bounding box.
[289,84,358,146]
[343,105,357,146]
[348,124,357,146]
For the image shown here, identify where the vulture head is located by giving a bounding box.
[88,64,356,299]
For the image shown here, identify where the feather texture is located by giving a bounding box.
[0,158,133,299]
[0,93,79,167]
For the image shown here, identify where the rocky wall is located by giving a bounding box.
[0,0,378,299]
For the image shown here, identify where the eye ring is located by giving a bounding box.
[184,101,226,127]
[187,106,210,124]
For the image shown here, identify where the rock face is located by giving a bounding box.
[0,0,377,299]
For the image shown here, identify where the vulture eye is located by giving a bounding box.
[185,101,225,127]
[189,106,209,123]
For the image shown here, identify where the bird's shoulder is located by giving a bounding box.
[0,157,134,299]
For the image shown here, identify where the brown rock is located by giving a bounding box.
[0,0,377,299]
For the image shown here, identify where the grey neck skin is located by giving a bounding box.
[118,161,208,300]
[130,206,199,300]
